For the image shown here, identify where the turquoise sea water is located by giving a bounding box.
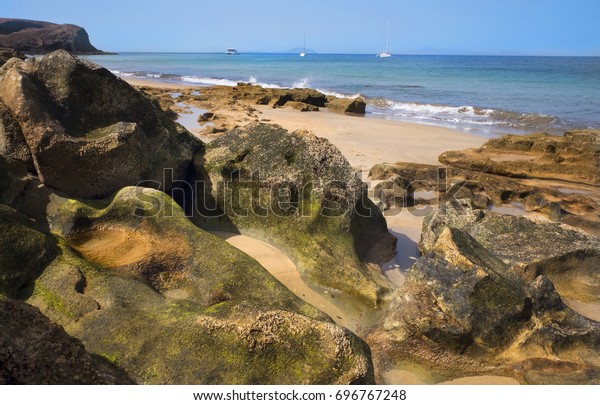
[84,53,600,137]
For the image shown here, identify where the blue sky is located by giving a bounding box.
[2,0,599,55]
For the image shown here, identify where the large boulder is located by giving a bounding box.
[23,186,374,384]
[368,201,600,384]
[0,299,133,384]
[0,18,104,54]
[0,50,202,198]
[419,200,600,263]
[194,123,396,304]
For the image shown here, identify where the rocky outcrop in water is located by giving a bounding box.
[195,123,396,304]
[0,18,105,54]
[0,50,202,198]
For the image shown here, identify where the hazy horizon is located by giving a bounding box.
[2,0,600,56]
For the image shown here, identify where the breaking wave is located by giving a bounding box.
[368,98,560,132]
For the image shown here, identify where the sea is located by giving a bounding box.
[83,53,600,137]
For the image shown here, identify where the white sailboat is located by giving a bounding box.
[299,31,306,57]
[376,20,392,58]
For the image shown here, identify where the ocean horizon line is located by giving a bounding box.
[96,50,600,58]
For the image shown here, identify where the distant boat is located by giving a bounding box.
[376,20,392,58]
[299,32,306,57]
[226,48,239,55]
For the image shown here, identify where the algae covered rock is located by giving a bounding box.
[0,298,132,384]
[28,186,374,384]
[0,204,59,299]
[0,50,202,198]
[194,123,395,304]
[420,199,600,264]
[368,200,600,384]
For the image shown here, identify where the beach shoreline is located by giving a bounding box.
[124,76,485,168]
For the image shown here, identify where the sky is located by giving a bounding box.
[1,0,599,55]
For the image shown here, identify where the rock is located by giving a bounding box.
[439,132,600,186]
[420,200,600,264]
[194,123,395,304]
[28,186,375,384]
[0,47,25,66]
[0,18,105,54]
[563,129,600,143]
[373,175,411,209]
[369,162,445,183]
[0,155,28,206]
[194,83,328,110]
[368,201,600,383]
[0,204,59,299]
[0,51,203,198]
[327,97,366,115]
[285,101,319,112]
[368,160,600,238]
[0,100,33,170]
[271,88,327,108]
[0,299,133,383]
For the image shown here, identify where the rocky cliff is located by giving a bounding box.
[0,18,105,54]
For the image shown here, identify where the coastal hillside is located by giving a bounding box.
[0,18,104,54]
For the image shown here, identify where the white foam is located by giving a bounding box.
[292,78,310,89]
[384,100,493,117]
[316,88,361,99]
[180,76,239,86]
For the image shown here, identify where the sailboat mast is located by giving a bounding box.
[386,19,391,53]
[303,30,306,53]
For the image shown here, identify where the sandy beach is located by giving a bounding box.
[125,77,483,168]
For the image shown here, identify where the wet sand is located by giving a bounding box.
[211,231,384,334]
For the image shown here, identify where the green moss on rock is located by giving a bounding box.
[27,185,375,384]
[194,123,395,305]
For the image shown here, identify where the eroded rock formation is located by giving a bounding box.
[195,123,396,304]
